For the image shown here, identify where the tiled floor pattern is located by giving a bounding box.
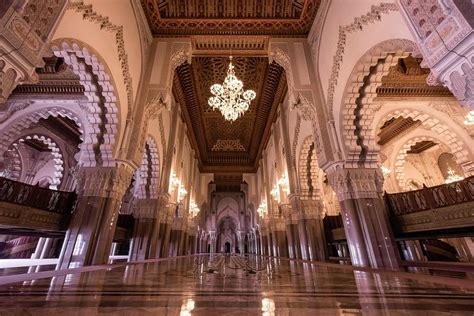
[0,255,473,315]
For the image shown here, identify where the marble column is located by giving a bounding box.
[58,162,135,269]
[327,167,400,269]
[128,199,161,261]
[285,224,296,259]
[304,218,327,261]
[160,222,172,258]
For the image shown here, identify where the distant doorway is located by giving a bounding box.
[225,242,231,253]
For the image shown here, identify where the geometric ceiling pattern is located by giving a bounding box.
[173,57,287,173]
[140,0,321,36]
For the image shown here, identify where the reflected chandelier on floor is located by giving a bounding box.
[208,56,256,122]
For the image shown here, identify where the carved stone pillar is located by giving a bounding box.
[327,166,400,268]
[128,198,161,261]
[58,162,135,269]
[397,0,473,109]
[0,1,67,103]
[299,199,328,262]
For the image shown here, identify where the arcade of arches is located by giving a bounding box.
[0,0,473,314]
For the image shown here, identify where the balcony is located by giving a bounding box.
[385,176,474,237]
[0,177,76,235]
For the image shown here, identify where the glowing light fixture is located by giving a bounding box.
[257,200,267,218]
[464,111,474,125]
[189,200,200,218]
[381,166,391,178]
[261,298,276,316]
[180,298,195,316]
[178,184,187,202]
[208,56,256,122]
[270,184,280,201]
[444,167,463,184]
[278,173,290,194]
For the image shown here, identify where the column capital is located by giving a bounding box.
[132,198,159,218]
[326,165,383,201]
[75,161,136,200]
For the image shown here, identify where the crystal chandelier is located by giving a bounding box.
[208,57,256,122]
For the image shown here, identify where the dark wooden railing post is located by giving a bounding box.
[422,184,436,210]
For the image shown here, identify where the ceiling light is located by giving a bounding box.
[208,57,256,122]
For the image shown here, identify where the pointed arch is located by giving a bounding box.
[298,136,321,200]
[134,135,160,199]
[339,39,416,168]
[51,39,121,167]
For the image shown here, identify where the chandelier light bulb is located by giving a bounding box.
[208,57,256,122]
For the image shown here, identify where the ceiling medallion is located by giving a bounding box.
[208,57,256,121]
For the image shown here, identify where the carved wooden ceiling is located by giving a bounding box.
[140,0,321,36]
[376,56,452,98]
[173,56,287,173]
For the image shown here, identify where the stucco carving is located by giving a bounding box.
[52,40,120,167]
[326,165,384,201]
[327,3,399,119]
[67,1,134,117]
[0,100,32,123]
[341,39,415,168]
[75,161,135,200]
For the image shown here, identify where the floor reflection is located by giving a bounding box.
[0,254,472,315]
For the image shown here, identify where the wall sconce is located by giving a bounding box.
[270,184,279,201]
[444,167,463,184]
[257,200,267,218]
[178,184,187,202]
[278,173,290,194]
[381,166,391,178]
[464,111,474,125]
[169,171,181,191]
[189,200,200,218]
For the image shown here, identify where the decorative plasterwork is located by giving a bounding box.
[75,161,135,200]
[0,102,86,166]
[393,135,446,190]
[52,40,119,167]
[341,39,415,168]
[0,100,32,123]
[11,134,64,189]
[134,136,160,200]
[291,113,302,168]
[0,1,68,103]
[211,139,246,152]
[67,1,134,118]
[326,165,384,201]
[397,0,473,109]
[130,0,153,61]
[141,0,322,37]
[326,3,399,120]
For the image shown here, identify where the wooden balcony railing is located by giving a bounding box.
[0,177,76,214]
[385,176,474,216]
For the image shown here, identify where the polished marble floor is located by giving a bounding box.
[0,255,473,315]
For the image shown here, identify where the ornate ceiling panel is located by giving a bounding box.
[376,56,452,98]
[140,0,321,36]
[173,56,286,172]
